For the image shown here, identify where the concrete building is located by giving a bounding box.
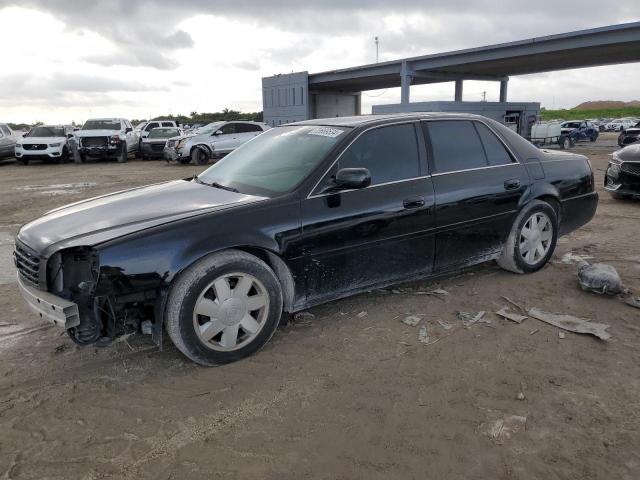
[262,21,640,135]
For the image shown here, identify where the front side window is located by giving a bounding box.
[337,123,420,185]
[426,121,487,173]
[197,125,348,196]
[146,122,159,131]
[217,124,237,135]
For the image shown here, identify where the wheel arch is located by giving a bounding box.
[191,143,212,157]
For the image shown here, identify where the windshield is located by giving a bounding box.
[197,125,349,196]
[149,127,179,139]
[195,122,225,135]
[28,126,65,137]
[82,120,121,130]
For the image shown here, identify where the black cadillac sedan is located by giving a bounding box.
[15,113,598,366]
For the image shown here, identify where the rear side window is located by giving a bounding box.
[0,125,10,135]
[146,122,159,131]
[236,123,263,133]
[338,123,420,185]
[474,122,513,166]
[161,122,174,127]
[426,121,486,173]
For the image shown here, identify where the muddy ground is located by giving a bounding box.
[0,134,639,479]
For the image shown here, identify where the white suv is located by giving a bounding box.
[14,125,75,164]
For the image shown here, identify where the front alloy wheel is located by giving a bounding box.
[166,250,283,365]
[193,272,269,351]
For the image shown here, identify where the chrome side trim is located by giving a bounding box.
[431,163,519,177]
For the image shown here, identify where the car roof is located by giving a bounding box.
[288,112,492,128]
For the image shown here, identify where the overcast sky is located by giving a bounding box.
[0,1,638,124]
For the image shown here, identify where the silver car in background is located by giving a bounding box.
[164,120,270,165]
[0,123,18,160]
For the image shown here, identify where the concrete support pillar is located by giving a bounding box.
[400,61,413,104]
[454,80,463,101]
[499,79,509,102]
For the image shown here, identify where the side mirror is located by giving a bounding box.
[214,130,223,136]
[333,168,371,191]
[125,127,133,133]
[67,133,73,138]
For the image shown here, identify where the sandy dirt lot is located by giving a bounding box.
[0,135,639,479]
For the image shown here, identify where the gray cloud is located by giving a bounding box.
[2,0,637,71]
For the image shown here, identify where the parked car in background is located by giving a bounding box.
[141,126,183,160]
[76,118,139,163]
[605,143,640,199]
[139,120,178,140]
[530,121,575,149]
[0,123,18,160]
[605,118,637,132]
[560,120,599,142]
[164,120,270,165]
[617,121,640,147]
[14,125,75,164]
[14,113,597,366]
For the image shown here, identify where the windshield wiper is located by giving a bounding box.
[193,175,239,193]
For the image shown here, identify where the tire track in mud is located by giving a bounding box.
[114,380,320,479]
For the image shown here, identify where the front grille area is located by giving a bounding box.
[14,243,40,285]
[621,162,640,176]
[22,144,47,151]
[151,143,165,152]
[81,137,108,148]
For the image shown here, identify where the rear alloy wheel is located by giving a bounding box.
[166,250,283,366]
[497,200,558,274]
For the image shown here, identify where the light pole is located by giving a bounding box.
[375,36,379,63]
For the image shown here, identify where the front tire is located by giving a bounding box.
[117,145,128,163]
[497,200,558,274]
[192,146,209,165]
[166,250,283,366]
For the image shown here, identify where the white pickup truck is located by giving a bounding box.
[76,118,139,163]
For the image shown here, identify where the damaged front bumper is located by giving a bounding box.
[17,274,80,329]
[605,160,640,198]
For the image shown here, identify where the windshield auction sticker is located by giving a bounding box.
[307,127,344,138]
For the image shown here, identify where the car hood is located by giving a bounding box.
[19,136,66,144]
[614,144,640,162]
[18,179,267,256]
[75,129,120,138]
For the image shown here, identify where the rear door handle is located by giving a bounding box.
[403,196,425,209]
[504,179,521,190]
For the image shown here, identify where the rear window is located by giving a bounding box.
[474,123,513,166]
[426,121,486,173]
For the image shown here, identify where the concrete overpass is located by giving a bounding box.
[262,21,640,126]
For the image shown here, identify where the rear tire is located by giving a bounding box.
[166,250,283,366]
[559,136,570,150]
[497,200,558,274]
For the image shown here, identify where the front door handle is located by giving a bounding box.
[403,196,425,209]
[504,179,521,190]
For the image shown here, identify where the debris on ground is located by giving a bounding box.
[561,252,594,264]
[53,344,69,355]
[495,307,528,324]
[356,311,368,318]
[516,392,525,401]
[484,415,527,444]
[577,262,623,295]
[528,308,611,340]
[558,331,566,339]
[624,296,640,309]
[418,325,429,344]
[529,329,539,335]
[501,296,526,313]
[293,312,315,326]
[437,319,452,331]
[457,311,487,328]
[402,315,422,327]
